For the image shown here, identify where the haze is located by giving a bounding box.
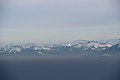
[0,0,120,44]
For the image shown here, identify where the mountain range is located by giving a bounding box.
[0,38,120,57]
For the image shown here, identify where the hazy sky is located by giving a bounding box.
[0,0,120,44]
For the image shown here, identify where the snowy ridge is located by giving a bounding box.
[0,38,120,56]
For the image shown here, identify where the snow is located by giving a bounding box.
[34,47,41,50]
[62,43,72,47]
[75,44,82,48]
[91,48,96,50]
[38,51,45,55]
[42,47,51,50]
[9,47,21,52]
[38,51,42,54]
[105,44,112,47]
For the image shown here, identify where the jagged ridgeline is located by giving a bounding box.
[0,39,120,57]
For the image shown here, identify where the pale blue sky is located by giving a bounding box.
[0,0,120,44]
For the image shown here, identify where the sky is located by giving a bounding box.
[0,0,120,44]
